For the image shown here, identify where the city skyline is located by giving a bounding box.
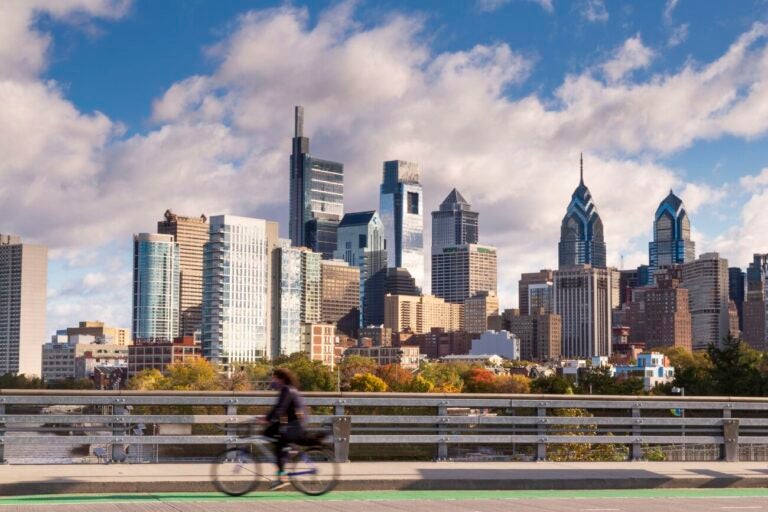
[4,1,768,334]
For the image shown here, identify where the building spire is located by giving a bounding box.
[294,105,304,137]
[580,152,584,185]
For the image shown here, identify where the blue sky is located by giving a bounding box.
[3,0,768,334]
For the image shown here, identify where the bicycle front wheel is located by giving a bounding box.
[288,447,339,496]
[211,448,263,496]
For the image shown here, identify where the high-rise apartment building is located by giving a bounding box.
[504,308,562,361]
[648,191,695,283]
[289,106,344,258]
[157,210,208,337]
[132,233,180,344]
[553,265,613,357]
[202,216,279,368]
[320,259,360,337]
[729,267,746,332]
[432,244,497,304]
[743,254,768,350]
[384,267,419,297]
[518,270,554,315]
[642,272,692,350]
[464,291,500,334]
[384,294,464,334]
[334,211,387,327]
[681,252,730,350]
[431,189,479,253]
[405,328,472,359]
[559,155,606,269]
[380,160,424,290]
[0,235,47,376]
[272,244,321,357]
[618,268,640,306]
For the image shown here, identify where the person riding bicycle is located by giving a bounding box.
[263,368,307,490]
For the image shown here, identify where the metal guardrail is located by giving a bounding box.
[0,390,764,463]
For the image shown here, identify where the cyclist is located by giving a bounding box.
[263,368,307,490]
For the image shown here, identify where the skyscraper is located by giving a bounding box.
[431,189,478,252]
[518,270,554,315]
[272,244,321,357]
[729,267,746,332]
[648,190,695,283]
[642,270,692,351]
[432,244,498,304]
[320,259,360,337]
[558,155,606,269]
[681,252,730,350]
[380,160,424,290]
[289,106,344,258]
[334,211,387,327]
[132,233,180,344]
[202,216,279,369]
[157,210,208,337]
[0,235,47,376]
[553,265,614,357]
[743,254,768,350]
[464,291,500,334]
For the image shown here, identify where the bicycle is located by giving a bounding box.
[211,421,340,496]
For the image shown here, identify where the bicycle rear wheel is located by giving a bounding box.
[288,447,339,496]
[211,448,263,496]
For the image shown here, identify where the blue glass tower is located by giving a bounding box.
[558,155,606,269]
[648,190,695,282]
[132,233,180,343]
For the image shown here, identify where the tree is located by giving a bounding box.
[127,369,167,391]
[494,374,531,394]
[349,373,388,392]
[164,359,220,391]
[708,336,765,396]
[531,374,574,394]
[407,374,435,393]
[376,364,413,391]
[339,356,378,391]
[274,353,335,391]
[463,367,496,393]
[419,362,468,393]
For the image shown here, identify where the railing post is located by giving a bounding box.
[226,400,238,449]
[631,406,642,461]
[437,403,448,461]
[111,400,127,463]
[723,418,739,462]
[0,399,6,463]
[536,405,547,461]
[332,416,351,463]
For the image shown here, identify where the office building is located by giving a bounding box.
[157,210,208,337]
[558,155,606,269]
[432,188,479,252]
[359,326,393,347]
[384,294,464,334]
[729,267,746,332]
[0,235,46,376]
[404,328,472,359]
[343,345,420,370]
[301,323,338,368]
[128,336,201,376]
[618,268,640,306]
[380,160,424,289]
[432,244,497,304]
[648,191,695,283]
[65,321,131,346]
[464,291,500,334]
[505,308,562,361]
[334,211,387,327]
[743,254,768,350]
[202,215,279,368]
[518,270,554,315]
[641,271,692,350]
[553,265,614,357]
[320,259,360,337]
[384,267,419,297]
[289,106,344,258]
[469,331,520,361]
[42,333,128,382]
[273,244,321,358]
[132,233,180,344]
[681,252,730,350]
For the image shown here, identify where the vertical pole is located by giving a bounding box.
[536,406,547,461]
[437,403,448,461]
[0,401,6,463]
[631,407,642,461]
[111,401,127,463]
[723,419,739,462]
[226,401,238,450]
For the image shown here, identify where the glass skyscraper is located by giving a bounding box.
[132,233,180,343]
[274,243,321,357]
[558,155,606,269]
[431,189,478,252]
[380,160,424,290]
[289,106,344,259]
[648,190,695,282]
[334,211,387,327]
[202,215,279,369]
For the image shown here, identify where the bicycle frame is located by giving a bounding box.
[229,435,319,479]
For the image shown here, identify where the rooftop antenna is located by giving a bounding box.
[621,253,624,270]
[580,152,584,185]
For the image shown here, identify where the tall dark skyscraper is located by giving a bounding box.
[728,267,745,332]
[648,190,695,283]
[289,106,344,258]
[558,155,606,269]
[431,188,479,252]
[743,255,768,350]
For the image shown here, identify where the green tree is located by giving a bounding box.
[349,373,388,392]
[127,369,168,390]
[419,362,468,393]
[164,359,220,390]
[494,374,531,394]
[531,374,574,394]
[339,356,378,391]
[708,336,765,396]
[407,374,435,393]
[274,353,335,391]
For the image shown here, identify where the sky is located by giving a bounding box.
[3,0,768,335]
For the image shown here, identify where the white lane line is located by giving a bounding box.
[580,509,621,511]
[720,508,762,510]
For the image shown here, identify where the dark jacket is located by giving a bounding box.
[266,385,307,426]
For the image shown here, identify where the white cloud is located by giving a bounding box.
[6,3,768,329]
[476,0,554,13]
[663,0,679,25]
[601,35,655,83]
[580,0,608,23]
